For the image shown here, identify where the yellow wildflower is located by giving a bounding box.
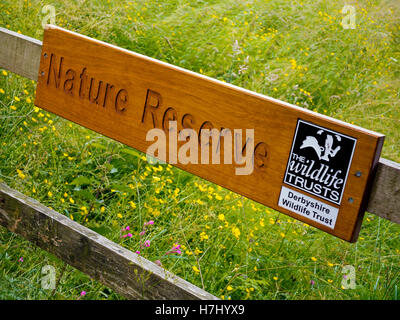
[17,169,26,179]
[232,226,241,239]
[200,231,208,241]
[192,266,200,274]
[129,201,137,209]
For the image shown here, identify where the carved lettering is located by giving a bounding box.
[254,142,268,171]
[79,67,88,99]
[115,89,128,113]
[47,53,63,88]
[103,83,115,108]
[182,113,195,130]
[142,89,162,128]
[63,69,75,95]
[89,77,103,105]
[43,52,269,176]
[199,121,214,146]
[162,107,177,133]
[45,53,128,115]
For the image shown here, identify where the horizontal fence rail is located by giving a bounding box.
[0,183,217,300]
[0,27,42,81]
[1,27,399,225]
[0,27,399,299]
[366,158,400,224]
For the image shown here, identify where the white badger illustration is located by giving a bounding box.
[300,134,341,161]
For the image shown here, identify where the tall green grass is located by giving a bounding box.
[0,0,399,300]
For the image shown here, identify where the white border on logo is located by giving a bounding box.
[283,119,357,205]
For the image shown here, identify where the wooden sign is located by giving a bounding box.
[34,25,384,242]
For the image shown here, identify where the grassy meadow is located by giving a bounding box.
[0,0,399,300]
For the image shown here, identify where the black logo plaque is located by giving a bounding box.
[284,119,357,205]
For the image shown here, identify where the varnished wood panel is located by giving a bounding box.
[33,25,385,242]
[1,27,397,228]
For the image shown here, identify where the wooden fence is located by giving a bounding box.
[0,27,399,299]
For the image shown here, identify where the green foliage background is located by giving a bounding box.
[0,0,399,300]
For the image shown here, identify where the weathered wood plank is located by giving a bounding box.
[0,182,217,300]
[0,27,42,81]
[0,26,399,227]
[367,158,400,224]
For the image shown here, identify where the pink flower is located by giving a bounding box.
[144,240,151,247]
[172,244,182,254]
[165,243,182,255]
[139,230,146,236]
[147,220,154,225]
[18,257,23,262]
[80,291,86,296]
[125,226,130,231]
[135,251,140,255]
[154,260,162,267]
[122,233,133,238]
[310,280,315,286]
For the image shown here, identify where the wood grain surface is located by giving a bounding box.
[0,27,42,81]
[367,158,400,224]
[1,27,397,228]
[33,25,385,242]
